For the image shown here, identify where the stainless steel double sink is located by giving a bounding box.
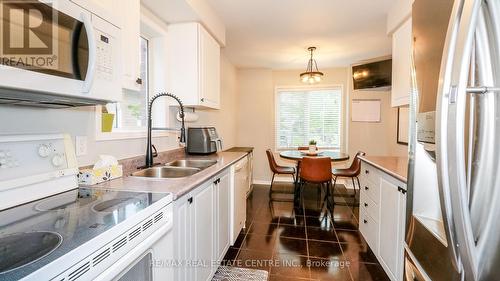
[131,159,217,179]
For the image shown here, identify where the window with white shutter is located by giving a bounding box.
[276,87,343,150]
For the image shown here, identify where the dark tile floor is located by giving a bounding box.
[222,183,390,281]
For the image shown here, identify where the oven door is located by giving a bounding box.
[0,1,101,100]
[94,225,174,281]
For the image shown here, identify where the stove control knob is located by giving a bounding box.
[51,154,64,167]
[38,145,50,158]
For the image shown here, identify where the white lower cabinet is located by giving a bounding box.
[216,172,231,261]
[193,181,214,281]
[174,168,231,281]
[359,162,407,281]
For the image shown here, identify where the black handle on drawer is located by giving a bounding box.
[364,203,368,207]
[214,178,220,184]
[188,197,193,204]
[365,170,369,174]
[364,186,369,191]
[363,219,368,224]
[398,186,407,194]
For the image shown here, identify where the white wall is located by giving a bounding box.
[0,105,178,167]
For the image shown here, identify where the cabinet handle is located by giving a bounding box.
[214,178,220,184]
[188,197,193,204]
[364,186,369,191]
[398,186,407,194]
[365,170,369,174]
[363,219,368,224]
[364,203,368,207]
[201,98,205,102]
[136,78,142,85]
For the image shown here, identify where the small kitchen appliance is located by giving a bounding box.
[0,134,173,280]
[0,0,121,106]
[187,127,223,154]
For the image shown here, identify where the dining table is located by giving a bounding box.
[279,150,350,203]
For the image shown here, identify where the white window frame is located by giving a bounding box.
[274,84,346,151]
[95,9,173,141]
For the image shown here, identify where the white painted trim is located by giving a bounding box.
[253,179,271,185]
[252,178,355,190]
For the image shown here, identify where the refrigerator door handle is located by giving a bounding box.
[438,0,485,280]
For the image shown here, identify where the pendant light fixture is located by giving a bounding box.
[300,47,324,84]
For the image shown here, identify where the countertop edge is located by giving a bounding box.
[359,156,408,183]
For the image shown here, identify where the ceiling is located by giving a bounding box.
[206,0,395,69]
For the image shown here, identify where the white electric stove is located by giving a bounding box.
[0,134,174,281]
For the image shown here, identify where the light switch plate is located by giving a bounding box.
[75,136,88,156]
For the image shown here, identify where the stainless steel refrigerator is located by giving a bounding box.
[405,0,500,280]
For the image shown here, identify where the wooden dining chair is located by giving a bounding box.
[331,151,366,200]
[265,149,296,199]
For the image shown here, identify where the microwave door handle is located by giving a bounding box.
[81,13,96,93]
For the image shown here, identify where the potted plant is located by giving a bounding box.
[127,104,143,127]
[308,140,317,153]
[101,106,115,133]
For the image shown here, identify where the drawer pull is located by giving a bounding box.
[364,186,369,190]
[364,203,368,207]
[363,219,368,224]
[365,170,369,174]
[188,197,193,204]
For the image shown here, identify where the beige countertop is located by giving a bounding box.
[89,151,248,200]
[359,155,409,183]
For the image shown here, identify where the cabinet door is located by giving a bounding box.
[173,195,193,281]
[391,18,412,107]
[193,182,215,281]
[120,0,141,91]
[216,172,231,261]
[199,27,221,109]
[378,177,406,281]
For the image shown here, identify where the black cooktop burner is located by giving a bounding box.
[0,231,62,274]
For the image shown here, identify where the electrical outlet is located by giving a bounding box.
[75,136,88,156]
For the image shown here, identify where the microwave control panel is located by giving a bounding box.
[96,31,114,82]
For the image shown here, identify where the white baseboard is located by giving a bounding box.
[253,178,355,189]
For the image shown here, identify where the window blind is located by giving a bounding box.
[276,88,342,149]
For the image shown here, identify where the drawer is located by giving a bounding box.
[360,189,379,222]
[359,209,379,255]
[359,175,380,205]
[361,162,380,187]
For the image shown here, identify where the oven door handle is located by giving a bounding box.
[81,13,96,93]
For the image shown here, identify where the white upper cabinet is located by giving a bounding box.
[119,0,142,92]
[167,23,221,109]
[70,0,122,27]
[391,18,412,107]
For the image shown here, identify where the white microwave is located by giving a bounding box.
[0,0,121,107]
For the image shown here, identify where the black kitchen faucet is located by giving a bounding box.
[144,92,186,168]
